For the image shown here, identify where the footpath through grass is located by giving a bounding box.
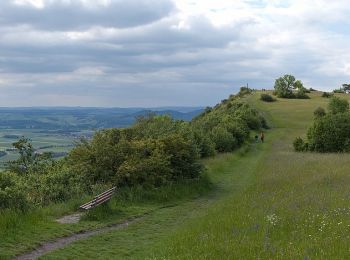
[6,91,350,259]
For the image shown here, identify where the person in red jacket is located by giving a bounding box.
[260,131,265,143]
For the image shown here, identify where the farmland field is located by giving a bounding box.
[0,129,90,168]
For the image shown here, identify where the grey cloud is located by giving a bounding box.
[0,1,349,107]
[0,0,175,30]
[0,16,245,75]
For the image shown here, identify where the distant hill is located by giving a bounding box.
[0,107,204,131]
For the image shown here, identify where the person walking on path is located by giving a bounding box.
[260,131,265,143]
[255,135,259,143]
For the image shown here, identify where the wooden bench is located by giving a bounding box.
[79,187,117,210]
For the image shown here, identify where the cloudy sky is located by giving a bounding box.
[0,0,350,107]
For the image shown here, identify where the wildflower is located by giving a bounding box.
[266,214,279,226]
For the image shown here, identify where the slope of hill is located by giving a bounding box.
[41,91,350,259]
[3,91,350,259]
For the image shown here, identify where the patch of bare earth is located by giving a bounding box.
[55,213,83,224]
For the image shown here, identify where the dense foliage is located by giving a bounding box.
[321,92,333,98]
[260,93,276,102]
[328,96,349,114]
[294,97,350,153]
[273,74,309,99]
[313,107,326,118]
[0,89,267,211]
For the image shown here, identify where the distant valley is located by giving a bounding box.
[0,107,204,167]
[0,107,204,131]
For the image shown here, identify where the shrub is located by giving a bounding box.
[260,93,276,102]
[296,97,350,153]
[307,113,350,152]
[328,97,349,114]
[294,91,310,99]
[232,103,265,130]
[25,167,85,205]
[333,89,345,93]
[211,126,238,152]
[238,87,252,97]
[293,137,308,152]
[191,129,216,158]
[117,146,172,187]
[314,107,326,118]
[0,172,29,211]
[322,92,333,98]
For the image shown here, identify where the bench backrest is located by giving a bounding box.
[79,187,117,210]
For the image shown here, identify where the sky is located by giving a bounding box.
[1,0,350,107]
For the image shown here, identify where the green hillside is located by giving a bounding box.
[3,91,350,259]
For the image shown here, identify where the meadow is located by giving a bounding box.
[3,91,350,259]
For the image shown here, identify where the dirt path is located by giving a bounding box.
[56,213,83,224]
[15,204,179,260]
[15,216,143,260]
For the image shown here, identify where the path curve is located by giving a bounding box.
[15,216,142,260]
[15,204,178,260]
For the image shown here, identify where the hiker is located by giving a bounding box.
[260,131,265,143]
[255,135,259,143]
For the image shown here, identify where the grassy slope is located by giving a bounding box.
[150,91,350,259]
[7,91,350,259]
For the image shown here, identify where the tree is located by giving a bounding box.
[342,84,350,91]
[274,74,295,98]
[8,137,53,174]
[274,74,309,99]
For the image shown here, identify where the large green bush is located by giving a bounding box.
[0,172,28,210]
[24,166,84,205]
[260,93,276,102]
[322,92,333,98]
[313,107,326,118]
[295,97,350,153]
[307,113,350,152]
[328,96,349,114]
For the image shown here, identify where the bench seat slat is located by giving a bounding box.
[79,187,117,210]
